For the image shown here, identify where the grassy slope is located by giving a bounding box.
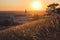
[0,14,60,40]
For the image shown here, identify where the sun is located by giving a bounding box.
[31,1,41,10]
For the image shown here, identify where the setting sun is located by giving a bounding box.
[31,1,41,10]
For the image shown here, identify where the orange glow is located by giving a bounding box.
[30,1,42,10]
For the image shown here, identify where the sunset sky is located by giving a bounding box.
[0,0,60,11]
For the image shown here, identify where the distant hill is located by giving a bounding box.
[0,11,27,16]
[56,8,60,14]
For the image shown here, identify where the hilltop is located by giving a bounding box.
[0,14,60,40]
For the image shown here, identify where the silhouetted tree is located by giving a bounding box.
[46,3,59,14]
[25,9,27,13]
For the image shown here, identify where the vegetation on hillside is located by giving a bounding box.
[0,3,60,40]
[0,13,60,40]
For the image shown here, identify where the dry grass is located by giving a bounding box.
[0,14,60,40]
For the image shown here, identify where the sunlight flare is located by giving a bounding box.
[31,1,41,10]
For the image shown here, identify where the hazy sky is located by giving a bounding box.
[0,0,60,11]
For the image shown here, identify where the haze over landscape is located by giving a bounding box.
[0,0,60,11]
[0,0,60,40]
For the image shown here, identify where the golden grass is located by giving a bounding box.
[0,14,60,40]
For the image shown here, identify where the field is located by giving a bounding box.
[0,11,60,40]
